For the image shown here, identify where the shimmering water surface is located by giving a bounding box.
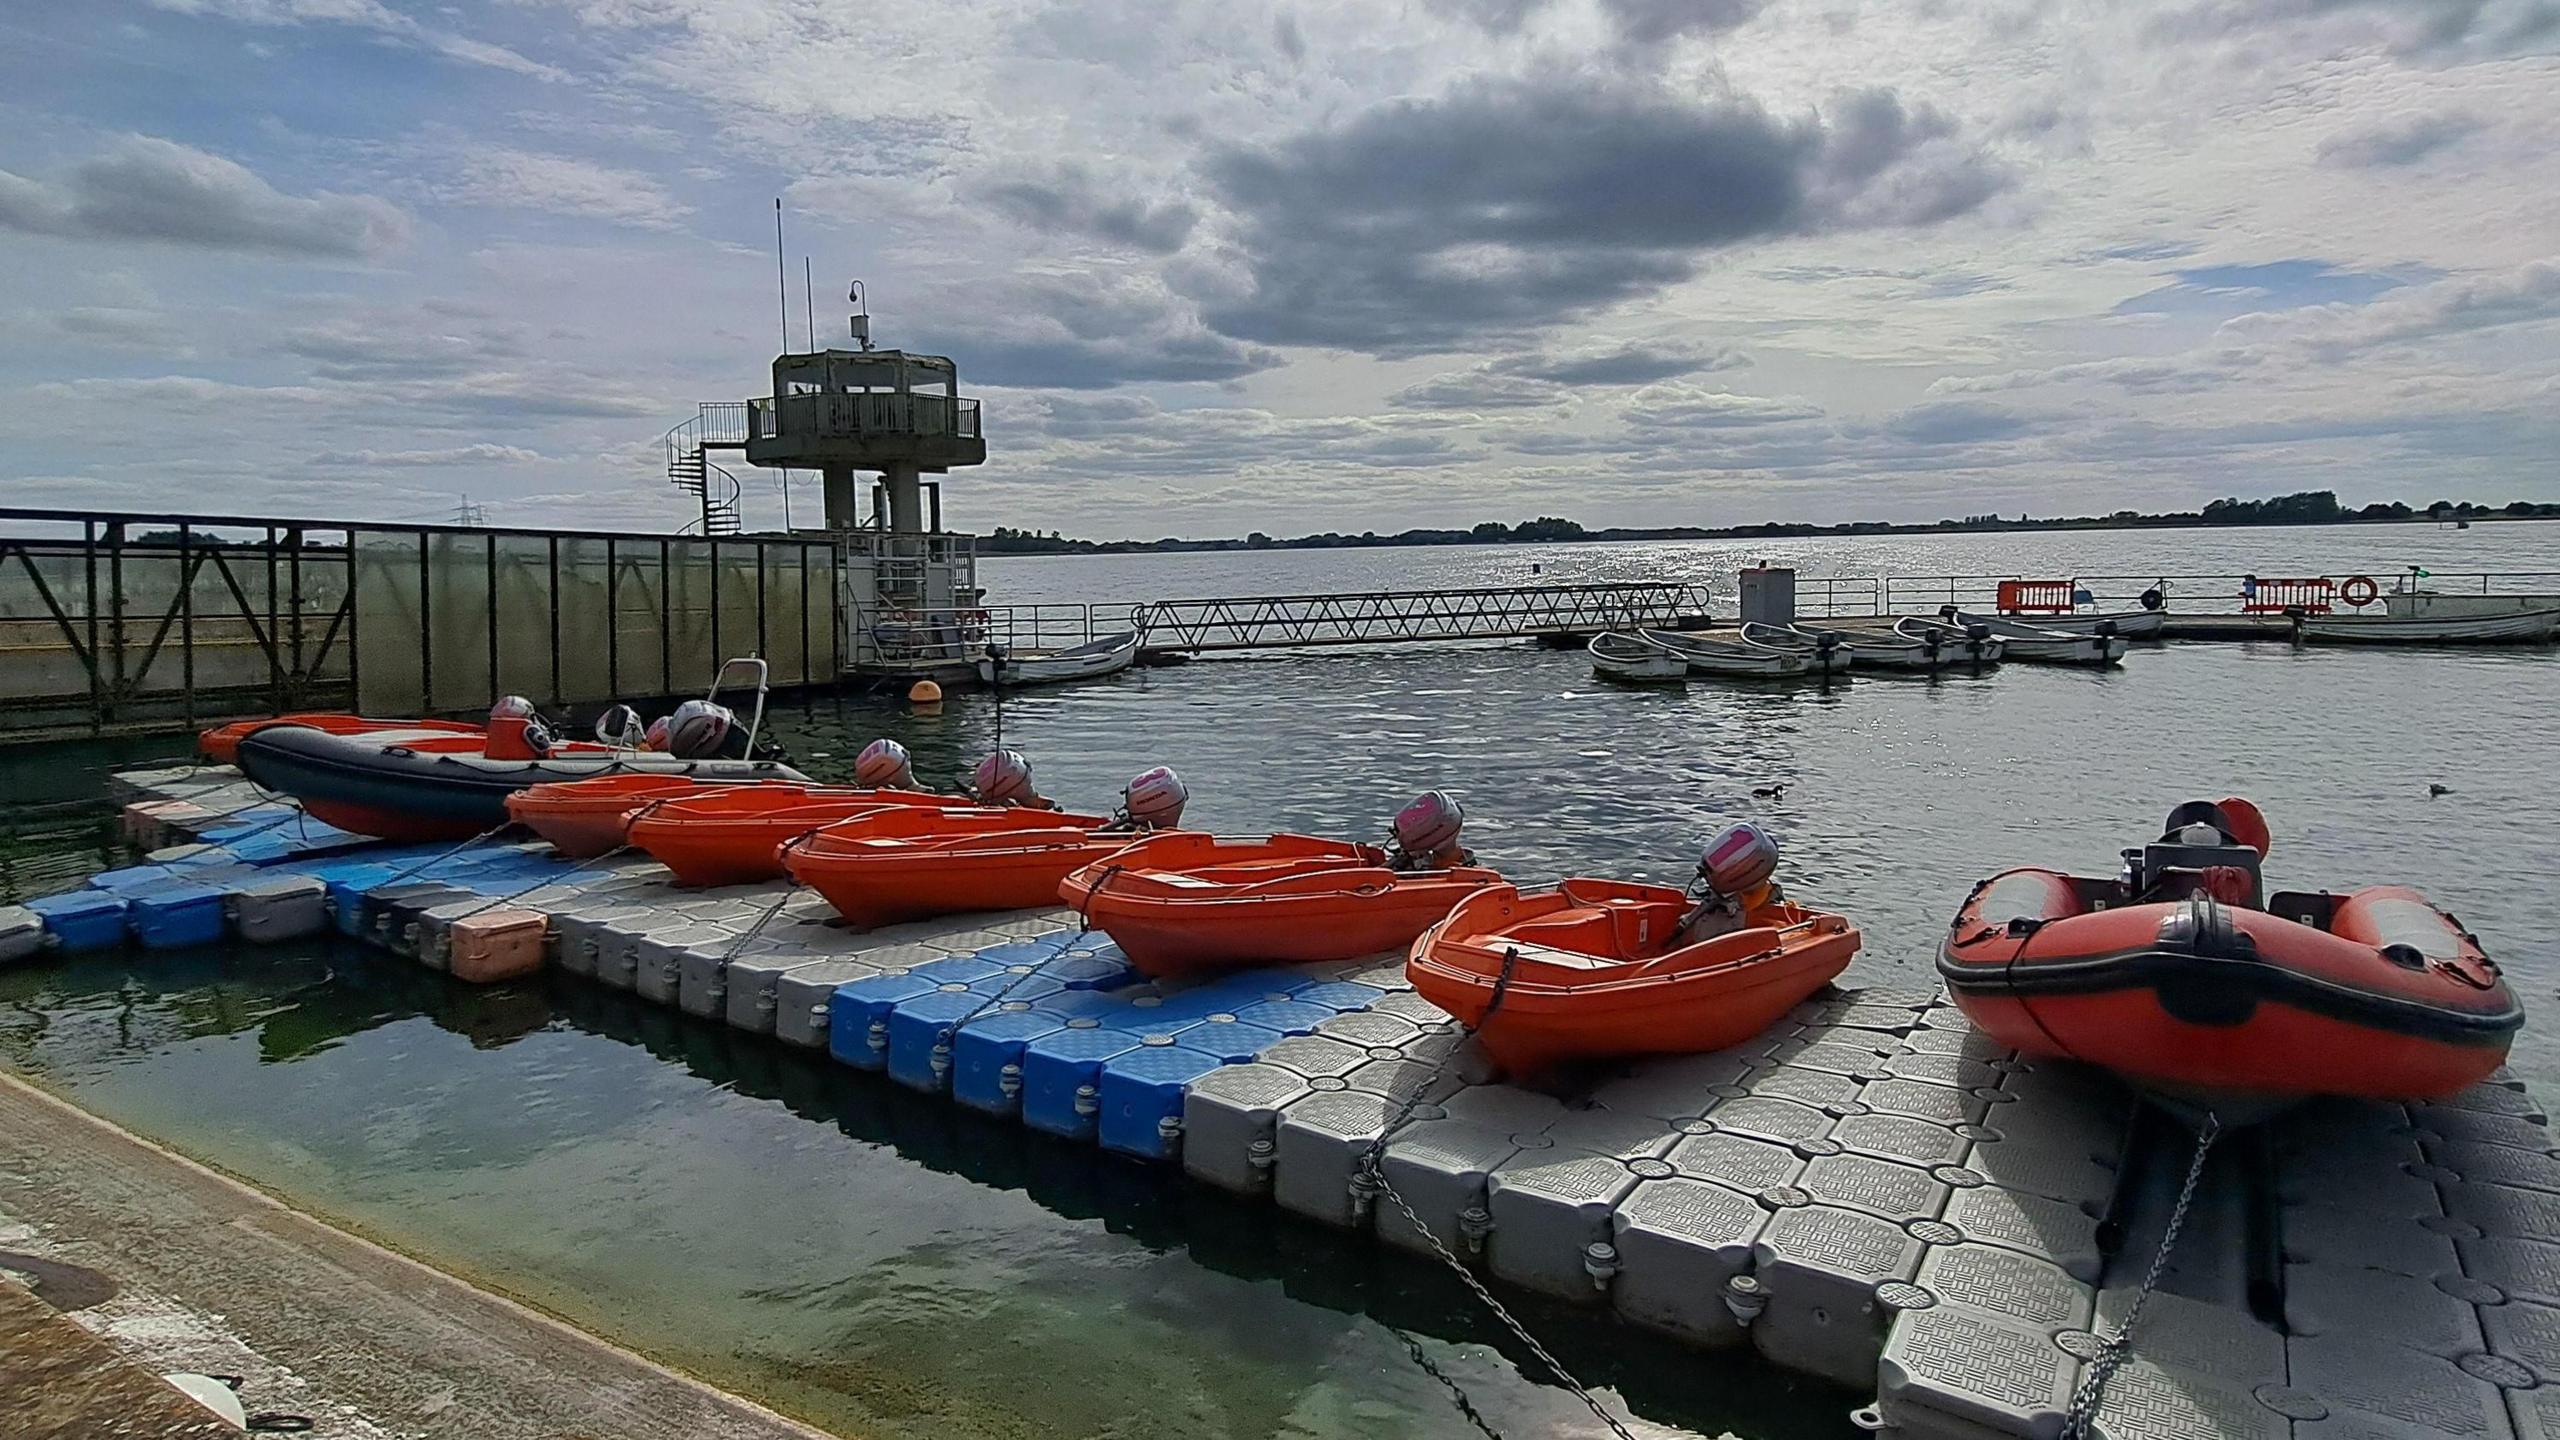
[4,529,2557,1440]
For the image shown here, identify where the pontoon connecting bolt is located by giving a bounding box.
[866,1019,890,1053]
[1583,1242,1621,1290]
[1458,1206,1494,1255]
[1073,1084,1100,1117]
[1725,1274,1770,1327]
[1348,1168,1382,1224]
[998,1063,1024,1099]
[929,1040,954,1079]
[1156,1115,1184,1154]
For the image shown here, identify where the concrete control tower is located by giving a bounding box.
[665,285,989,673]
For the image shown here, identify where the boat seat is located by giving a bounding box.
[1489,939,1626,973]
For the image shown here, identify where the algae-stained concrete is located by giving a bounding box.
[0,1071,842,1440]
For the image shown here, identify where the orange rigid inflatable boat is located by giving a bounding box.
[200,714,481,766]
[505,775,802,858]
[782,807,1127,929]
[1057,833,1504,977]
[1939,800,2522,1117]
[625,785,953,887]
[1408,878,1860,1074]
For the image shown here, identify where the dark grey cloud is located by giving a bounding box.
[1604,0,1771,46]
[1491,339,1750,385]
[915,272,1279,389]
[1197,78,2007,355]
[2317,111,2485,167]
[0,136,408,258]
[984,166,1198,254]
[1273,10,1306,62]
[1883,399,2031,445]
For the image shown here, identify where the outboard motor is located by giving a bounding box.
[1701,821,1781,901]
[484,695,552,761]
[1115,766,1189,831]
[1673,822,1785,944]
[1388,790,1472,870]
[666,698,748,760]
[2127,798,2267,906]
[594,703,645,749]
[643,716,671,752]
[854,737,915,790]
[972,748,1052,808]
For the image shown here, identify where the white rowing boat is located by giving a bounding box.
[1938,610,2127,667]
[976,631,1142,686]
[1737,622,1857,674]
[2028,607,2167,641]
[1639,628,1829,678]
[1894,616,2006,667]
[1588,631,1689,681]
[1751,620,1966,671]
[2298,608,2560,646]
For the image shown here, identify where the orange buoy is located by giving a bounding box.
[909,679,944,704]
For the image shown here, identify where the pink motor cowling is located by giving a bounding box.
[666,699,737,759]
[1394,790,1466,857]
[1121,766,1189,828]
[854,738,914,789]
[490,694,538,721]
[974,748,1036,805]
[643,716,671,752]
[1701,822,1780,897]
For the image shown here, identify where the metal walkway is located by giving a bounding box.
[1128,582,1713,654]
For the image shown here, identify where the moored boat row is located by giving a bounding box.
[1587,606,2135,681]
[202,678,2526,1116]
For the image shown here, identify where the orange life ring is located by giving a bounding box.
[2340,575,2380,607]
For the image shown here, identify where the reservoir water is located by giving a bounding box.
[3,526,2555,1439]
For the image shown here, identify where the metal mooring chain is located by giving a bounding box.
[1351,948,1641,1440]
[2062,1111,2224,1440]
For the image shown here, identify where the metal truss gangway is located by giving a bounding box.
[1128,581,1714,655]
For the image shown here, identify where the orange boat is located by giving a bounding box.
[1407,878,1860,1074]
[505,775,805,858]
[1057,833,1504,977]
[625,784,953,886]
[200,714,481,766]
[1940,799,2520,1118]
[782,807,1128,928]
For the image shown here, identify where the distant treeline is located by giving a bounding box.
[980,491,2559,555]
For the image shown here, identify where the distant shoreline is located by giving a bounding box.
[979,498,2559,558]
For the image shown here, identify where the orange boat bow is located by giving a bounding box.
[626,785,953,886]
[1408,878,1860,1074]
[1057,832,1505,977]
[199,714,481,766]
[506,774,800,858]
[783,807,1128,928]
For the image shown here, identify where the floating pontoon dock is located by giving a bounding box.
[5,764,2548,1440]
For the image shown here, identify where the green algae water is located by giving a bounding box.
[0,941,1846,1438]
[3,571,2557,1438]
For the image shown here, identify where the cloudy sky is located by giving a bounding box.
[2,0,2555,539]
